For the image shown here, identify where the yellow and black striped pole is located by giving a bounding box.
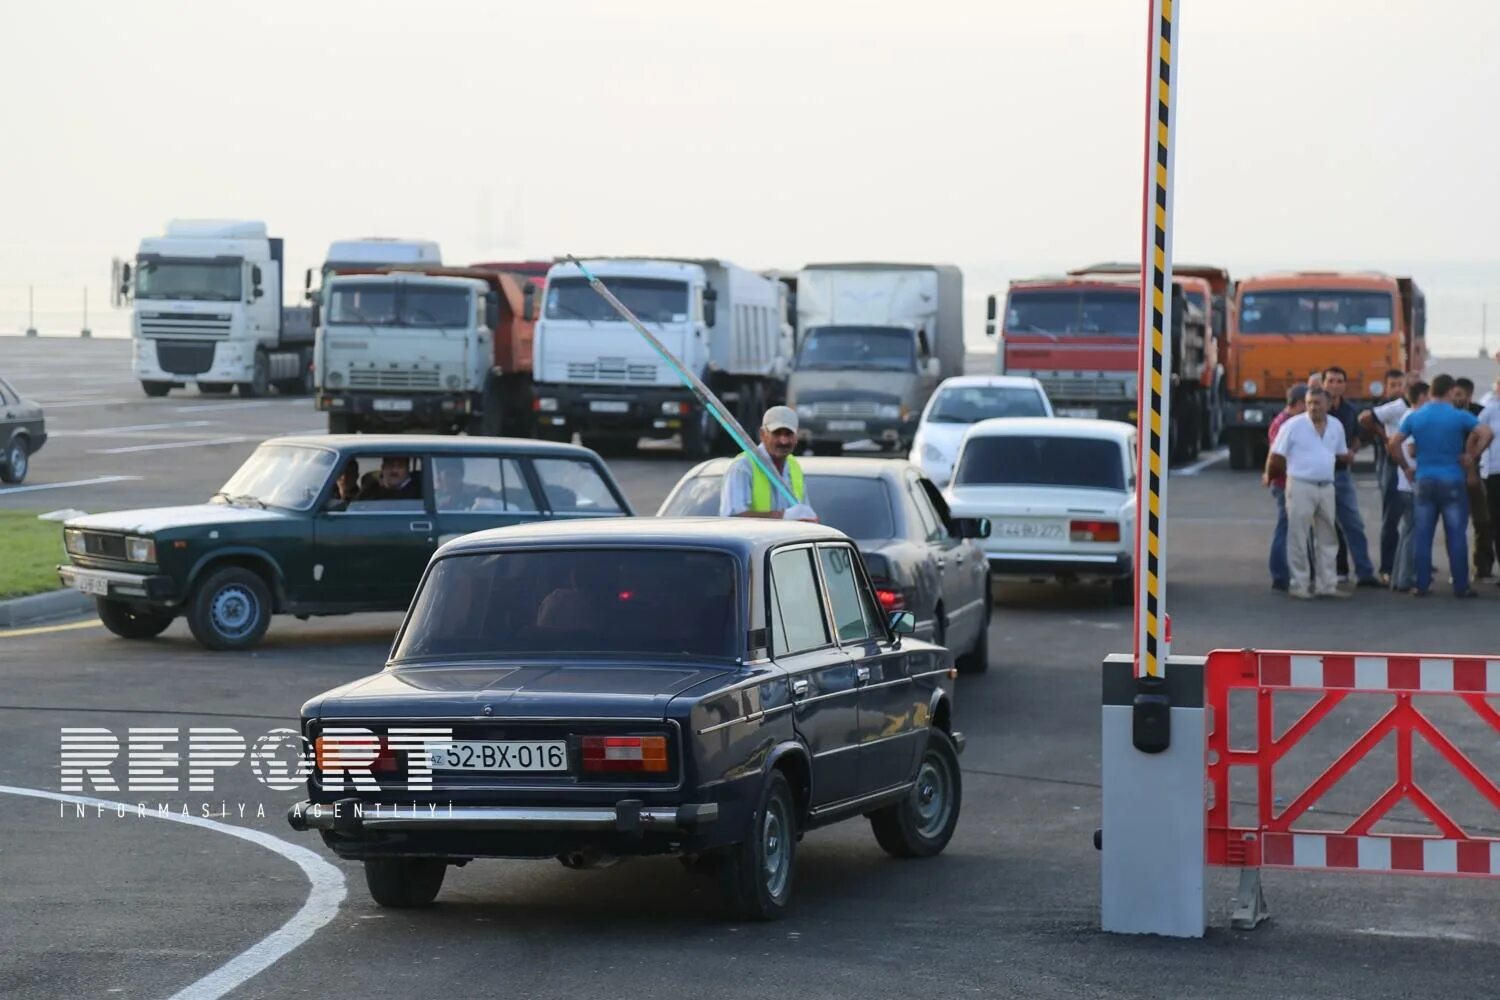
[1134,0,1176,680]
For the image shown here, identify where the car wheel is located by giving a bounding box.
[186,565,272,650]
[141,381,172,398]
[363,858,446,908]
[1109,577,1133,606]
[96,598,173,639]
[955,598,990,674]
[869,729,962,859]
[1,437,28,484]
[239,351,270,399]
[718,770,797,920]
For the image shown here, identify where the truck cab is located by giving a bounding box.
[121,220,314,399]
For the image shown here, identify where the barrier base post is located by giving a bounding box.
[1101,654,1207,937]
[1230,867,1270,930]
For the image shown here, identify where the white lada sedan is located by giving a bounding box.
[942,417,1136,604]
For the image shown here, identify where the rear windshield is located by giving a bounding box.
[392,548,739,661]
[955,436,1125,491]
[659,474,895,540]
[928,385,1048,423]
[1238,290,1395,334]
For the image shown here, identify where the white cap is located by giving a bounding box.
[762,405,798,433]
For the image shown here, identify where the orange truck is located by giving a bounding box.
[1223,271,1426,470]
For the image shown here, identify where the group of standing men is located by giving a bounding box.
[1264,365,1500,599]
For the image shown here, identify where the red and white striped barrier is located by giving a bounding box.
[1257,652,1500,695]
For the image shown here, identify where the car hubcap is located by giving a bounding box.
[912,755,953,839]
[211,585,258,638]
[10,446,25,478]
[761,798,791,900]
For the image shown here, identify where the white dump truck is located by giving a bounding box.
[790,263,964,453]
[531,258,794,457]
[116,220,316,398]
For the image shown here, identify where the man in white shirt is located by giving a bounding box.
[1265,388,1350,599]
[718,406,818,521]
[1360,370,1409,582]
[1479,392,1500,584]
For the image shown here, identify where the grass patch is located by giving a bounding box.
[0,511,65,599]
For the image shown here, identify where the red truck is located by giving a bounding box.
[987,272,1211,463]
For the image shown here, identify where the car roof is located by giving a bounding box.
[963,417,1134,441]
[266,434,605,458]
[438,516,847,559]
[933,375,1045,391]
[673,455,918,481]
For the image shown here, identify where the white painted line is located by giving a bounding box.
[173,401,278,413]
[91,436,255,455]
[1356,927,1480,942]
[1172,447,1228,477]
[0,784,345,1000]
[50,420,216,437]
[37,397,131,409]
[0,474,141,495]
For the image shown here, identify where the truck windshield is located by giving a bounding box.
[546,277,689,324]
[955,436,1125,491]
[392,548,739,661]
[326,283,471,328]
[1005,289,1138,337]
[1238,290,1395,335]
[796,327,915,372]
[928,385,1048,423]
[213,445,337,510]
[135,258,243,301]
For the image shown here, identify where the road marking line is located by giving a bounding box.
[50,420,217,437]
[0,784,345,1000]
[36,398,131,409]
[90,436,255,455]
[173,401,283,413]
[0,474,141,495]
[0,620,101,639]
[1174,447,1228,477]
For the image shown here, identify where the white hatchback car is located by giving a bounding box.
[943,417,1136,604]
[910,375,1052,487]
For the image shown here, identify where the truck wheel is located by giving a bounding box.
[364,858,446,908]
[718,770,797,920]
[186,565,272,651]
[869,729,961,859]
[955,598,990,674]
[1227,432,1253,471]
[683,410,714,459]
[1,436,29,484]
[328,413,354,435]
[480,381,503,437]
[96,599,173,639]
[141,381,172,398]
[239,351,270,399]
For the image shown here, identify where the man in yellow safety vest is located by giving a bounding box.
[718,405,818,521]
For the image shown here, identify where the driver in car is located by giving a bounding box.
[357,456,421,502]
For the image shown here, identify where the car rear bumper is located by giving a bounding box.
[57,565,177,603]
[986,551,1131,578]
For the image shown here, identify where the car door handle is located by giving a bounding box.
[855,665,871,684]
[410,521,432,532]
[791,678,809,698]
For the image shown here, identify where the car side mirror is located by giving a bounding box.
[703,285,718,328]
[954,517,990,539]
[888,610,916,636]
[251,264,264,300]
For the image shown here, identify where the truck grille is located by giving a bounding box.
[1038,377,1130,400]
[81,532,127,559]
[138,312,233,340]
[567,358,658,383]
[346,370,442,391]
[156,340,217,375]
[805,401,884,418]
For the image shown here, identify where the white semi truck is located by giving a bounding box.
[789,263,964,454]
[117,220,316,398]
[532,258,794,457]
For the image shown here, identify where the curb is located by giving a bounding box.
[0,588,93,629]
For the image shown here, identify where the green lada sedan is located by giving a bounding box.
[57,435,635,651]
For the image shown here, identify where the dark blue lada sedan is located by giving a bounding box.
[287,517,964,919]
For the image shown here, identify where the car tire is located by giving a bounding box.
[955,598,990,674]
[869,729,962,859]
[186,565,272,651]
[141,381,172,398]
[1,436,29,484]
[1109,577,1133,606]
[718,770,797,920]
[239,351,270,399]
[363,858,446,908]
[96,598,173,639]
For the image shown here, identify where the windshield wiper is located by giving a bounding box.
[552,302,595,327]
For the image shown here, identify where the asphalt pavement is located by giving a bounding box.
[4,335,1500,999]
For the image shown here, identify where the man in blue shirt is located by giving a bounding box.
[1388,374,1494,597]
[1322,366,1379,587]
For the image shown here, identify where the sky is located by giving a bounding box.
[2,0,1497,347]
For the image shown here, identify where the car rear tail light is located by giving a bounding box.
[873,584,907,611]
[315,734,399,774]
[581,735,668,773]
[1070,519,1121,542]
